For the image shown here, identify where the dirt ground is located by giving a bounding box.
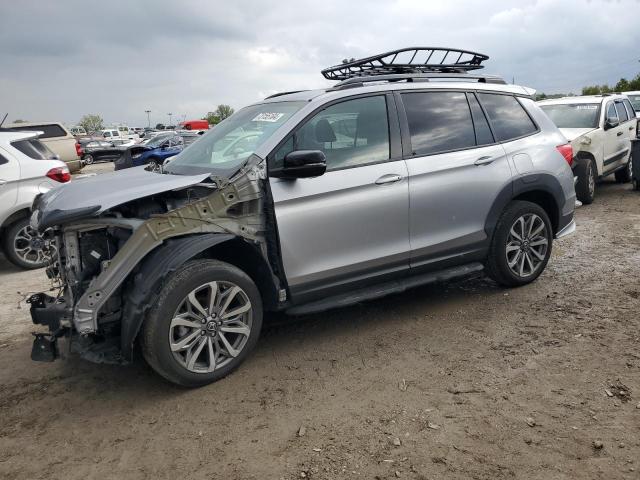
[0,165,639,480]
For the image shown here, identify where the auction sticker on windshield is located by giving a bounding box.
[576,105,598,110]
[252,112,285,122]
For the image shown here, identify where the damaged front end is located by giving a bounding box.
[28,157,282,364]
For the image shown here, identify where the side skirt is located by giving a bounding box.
[286,262,484,316]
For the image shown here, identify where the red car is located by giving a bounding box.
[178,120,209,131]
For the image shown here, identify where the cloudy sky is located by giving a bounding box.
[1,0,639,127]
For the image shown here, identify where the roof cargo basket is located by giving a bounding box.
[322,47,489,81]
[322,47,505,90]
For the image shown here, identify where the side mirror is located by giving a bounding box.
[270,150,327,179]
[605,118,619,130]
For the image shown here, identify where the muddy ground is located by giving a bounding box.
[0,164,639,479]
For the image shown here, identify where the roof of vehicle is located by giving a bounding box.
[5,121,67,128]
[0,130,41,143]
[623,90,640,95]
[262,80,536,105]
[538,94,628,106]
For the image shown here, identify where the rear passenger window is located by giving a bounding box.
[402,91,476,156]
[615,102,629,122]
[467,93,494,146]
[11,139,57,159]
[477,93,538,142]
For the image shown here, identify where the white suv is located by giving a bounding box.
[0,131,70,269]
[538,94,637,204]
[624,91,640,118]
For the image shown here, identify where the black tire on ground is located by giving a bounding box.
[574,157,596,204]
[83,154,94,165]
[141,259,263,387]
[485,200,553,288]
[2,217,47,270]
[614,155,632,183]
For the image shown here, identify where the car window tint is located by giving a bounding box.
[477,93,537,142]
[606,102,619,122]
[278,96,390,172]
[8,124,67,139]
[467,93,494,146]
[402,91,475,156]
[11,139,57,159]
[615,101,629,122]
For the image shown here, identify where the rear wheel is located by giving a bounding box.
[142,260,263,387]
[574,157,596,204]
[2,217,57,270]
[614,155,632,183]
[83,154,94,165]
[486,201,553,287]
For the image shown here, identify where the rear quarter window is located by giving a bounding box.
[11,139,58,159]
[477,93,538,142]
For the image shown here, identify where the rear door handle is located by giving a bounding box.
[375,174,403,185]
[617,131,623,136]
[474,156,494,166]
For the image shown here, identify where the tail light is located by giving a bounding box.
[556,143,573,167]
[46,166,71,183]
[75,141,83,157]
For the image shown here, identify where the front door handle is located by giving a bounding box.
[617,131,623,136]
[474,156,494,166]
[375,174,403,185]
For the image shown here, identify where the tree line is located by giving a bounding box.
[536,72,640,101]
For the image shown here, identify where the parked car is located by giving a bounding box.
[100,128,138,142]
[538,94,637,204]
[624,91,640,118]
[27,48,575,386]
[0,130,70,269]
[178,119,210,131]
[69,126,88,137]
[5,122,82,172]
[115,132,199,170]
[78,138,124,164]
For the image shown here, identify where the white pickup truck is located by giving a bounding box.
[538,94,638,204]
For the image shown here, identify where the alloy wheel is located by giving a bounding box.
[169,281,253,373]
[505,213,549,278]
[84,154,94,165]
[13,226,56,267]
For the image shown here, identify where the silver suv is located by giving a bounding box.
[27,48,576,386]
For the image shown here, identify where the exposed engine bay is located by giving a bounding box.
[28,158,283,364]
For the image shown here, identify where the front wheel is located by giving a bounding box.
[486,201,553,287]
[142,260,263,387]
[575,157,596,204]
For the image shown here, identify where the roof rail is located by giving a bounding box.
[264,90,307,100]
[322,47,489,81]
[328,72,506,91]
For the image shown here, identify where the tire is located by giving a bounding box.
[574,157,596,204]
[83,154,94,165]
[633,154,640,191]
[141,259,263,387]
[2,217,57,270]
[486,200,553,288]
[615,155,632,183]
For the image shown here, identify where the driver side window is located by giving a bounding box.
[273,96,390,172]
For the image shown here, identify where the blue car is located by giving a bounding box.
[130,133,185,167]
[115,133,200,170]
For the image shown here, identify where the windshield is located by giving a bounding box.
[540,103,600,128]
[164,101,305,175]
[627,95,640,112]
[146,133,174,148]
